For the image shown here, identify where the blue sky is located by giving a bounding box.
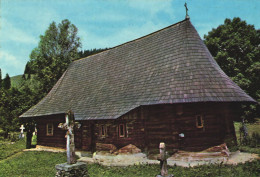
[0,0,259,77]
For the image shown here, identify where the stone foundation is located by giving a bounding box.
[55,162,88,177]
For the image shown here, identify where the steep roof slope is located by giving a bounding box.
[20,19,255,120]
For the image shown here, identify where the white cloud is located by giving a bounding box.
[0,18,38,44]
[88,12,128,22]
[79,20,166,50]
[0,51,24,76]
[127,0,174,18]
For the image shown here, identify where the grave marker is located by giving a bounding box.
[58,110,81,164]
[19,124,25,138]
[157,142,173,177]
[56,110,87,177]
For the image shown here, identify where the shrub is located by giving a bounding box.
[240,131,260,148]
[250,132,260,147]
[224,135,238,151]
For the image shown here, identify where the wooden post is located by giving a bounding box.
[58,110,81,164]
[66,113,76,164]
[160,142,168,176]
[157,142,174,177]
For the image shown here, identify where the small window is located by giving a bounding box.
[46,123,53,136]
[100,125,107,137]
[119,124,126,137]
[196,115,204,128]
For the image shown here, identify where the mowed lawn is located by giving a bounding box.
[234,119,260,138]
[0,151,66,177]
[0,150,259,177]
[234,118,260,154]
[0,146,259,177]
[0,139,25,160]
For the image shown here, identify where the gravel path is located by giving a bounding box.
[78,151,259,167]
[25,146,259,167]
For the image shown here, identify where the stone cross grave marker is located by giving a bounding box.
[20,124,25,138]
[58,110,81,164]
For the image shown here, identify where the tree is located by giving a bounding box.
[0,88,21,138]
[3,74,11,90]
[0,82,39,139]
[204,17,260,122]
[28,19,81,95]
[77,48,108,59]
[0,68,2,88]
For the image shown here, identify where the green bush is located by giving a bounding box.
[224,135,238,152]
[0,132,20,142]
[240,131,260,148]
[250,132,260,147]
[0,131,5,138]
[239,146,260,154]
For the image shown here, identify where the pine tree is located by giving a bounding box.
[0,68,2,88]
[3,74,11,90]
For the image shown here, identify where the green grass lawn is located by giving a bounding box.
[88,161,260,177]
[234,118,260,154]
[0,151,67,177]
[0,139,25,160]
[0,150,259,177]
[234,118,260,139]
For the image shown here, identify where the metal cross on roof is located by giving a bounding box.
[184,2,190,19]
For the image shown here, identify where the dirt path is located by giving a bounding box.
[78,151,259,167]
[24,146,259,167]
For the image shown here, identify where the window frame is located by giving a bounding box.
[100,124,107,137]
[196,115,204,128]
[118,124,126,138]
[46,123,54,136]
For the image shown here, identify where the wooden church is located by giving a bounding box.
[20,18,256,153]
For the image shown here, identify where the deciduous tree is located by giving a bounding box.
[28,19,81,95]
[204,17,260,122]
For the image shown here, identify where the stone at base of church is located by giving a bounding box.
[156,174,174,177]
[55,162,88,177]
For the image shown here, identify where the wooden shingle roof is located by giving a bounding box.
[20,19,255,120]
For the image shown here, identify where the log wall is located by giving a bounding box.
[36,103,239,152]
[81,108,146,151]
[36,114,66,148]
[143,103,239,152]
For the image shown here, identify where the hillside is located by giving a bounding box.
[10,75,24,88]
[10,74,38,90]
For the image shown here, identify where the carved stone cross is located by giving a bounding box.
[58,110,81,164]
[19,124,25,138]
[20,124,25,134]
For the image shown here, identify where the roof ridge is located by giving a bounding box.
[74,18,189,62]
